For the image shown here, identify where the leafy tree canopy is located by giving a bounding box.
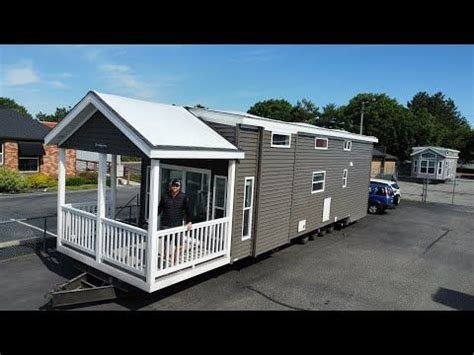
[36,106,71,122]
[0,97,33,119]
[247,99,294,122]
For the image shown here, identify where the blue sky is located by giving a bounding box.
[1,45,473,126]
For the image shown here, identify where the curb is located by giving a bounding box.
[0,235,56,249]
[0,185,140,199]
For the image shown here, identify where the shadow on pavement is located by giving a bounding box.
[431,287,474,310]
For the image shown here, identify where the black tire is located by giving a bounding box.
[394,195,400,206]
[299,235,309,244]
[368,203,380,214]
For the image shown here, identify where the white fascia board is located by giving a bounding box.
[193,108,378,143]
[150,149,245,160]
[44,94,94,145]
[45,92,152,157]
[89,94,152,156]
[410,147,447,158]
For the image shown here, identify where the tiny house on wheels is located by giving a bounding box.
[45,91,378,294]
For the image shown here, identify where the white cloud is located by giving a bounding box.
[100,64,131,73]
[99,63,154,99]
[3,63,40,86]
[49,80,67,88]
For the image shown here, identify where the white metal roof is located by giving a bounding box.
[45,91,244,159]
[411,146,460,158]
[188,107,379,143]
[95,92,239,151]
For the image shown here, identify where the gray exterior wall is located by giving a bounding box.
[206,122,262,261]
[289,134,372,238]
[60,111,145,157]
[253,131,296,256]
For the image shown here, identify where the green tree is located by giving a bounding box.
[341,93,415,160]
[0,97,33,119]
[407,91,473,162]
[247,99,293,122]
[36,106,71,122]
[290,98,320,124]
[318,103,351,130]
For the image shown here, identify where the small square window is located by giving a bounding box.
[271,133,291,148]
[315,138,328,150]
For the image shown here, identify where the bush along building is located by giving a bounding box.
[0,107,76,176]
[45,91,378,293]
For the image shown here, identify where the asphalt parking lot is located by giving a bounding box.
[0,200,472,310]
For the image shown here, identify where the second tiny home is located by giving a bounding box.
[45,91,378,293]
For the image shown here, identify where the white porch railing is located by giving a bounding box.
[70,200,113,217]
[61,204,97,255]
[59,205,230,288]
[154,217,230,278]
[101,217,147,276]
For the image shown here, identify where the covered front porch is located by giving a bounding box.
[46,91,243,293]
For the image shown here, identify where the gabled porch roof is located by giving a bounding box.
[45,91,244,160]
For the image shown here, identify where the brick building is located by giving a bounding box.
[0,107,76,177]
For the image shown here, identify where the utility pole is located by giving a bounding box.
[360,101,366,135]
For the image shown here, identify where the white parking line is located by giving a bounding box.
[11,219,57,238]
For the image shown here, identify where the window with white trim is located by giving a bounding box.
[420,160,427,173]
[428,161,435,174]
[242,177,255,240]
[271,133,291,148]
[0,143,3,165]
[312,171,326,193]
[343,140,352,151]
[315,137,328,150]
[413,160,418,173]
[342,169,348,188]
[212,175,227,219]
[18,156,39,172]
[438,161,443,175]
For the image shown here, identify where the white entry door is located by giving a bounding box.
[322,197,331,222]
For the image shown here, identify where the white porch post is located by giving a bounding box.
[225,160,236,259]
[110,155,117,219]
[146,159,160,287]
[57,148,66,247]
[96,153,107,262]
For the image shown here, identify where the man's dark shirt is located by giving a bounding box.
[158,191,192,227]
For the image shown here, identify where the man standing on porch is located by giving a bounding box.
[158,179,193,231]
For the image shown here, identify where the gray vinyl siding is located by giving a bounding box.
[60,111,145,157]
[231,126,260,260]
[289,135,372,238]
[205,121,258,261]
[205,121,237,145]
[254,131,296,256]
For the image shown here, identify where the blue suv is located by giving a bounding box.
[368,181,395,214]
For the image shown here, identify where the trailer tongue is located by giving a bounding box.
[45,263,131,309]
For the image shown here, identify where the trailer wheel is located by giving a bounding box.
[299,235,309,244]
[326,225,334,234]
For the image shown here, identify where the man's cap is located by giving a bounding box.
[171,179,181,186]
